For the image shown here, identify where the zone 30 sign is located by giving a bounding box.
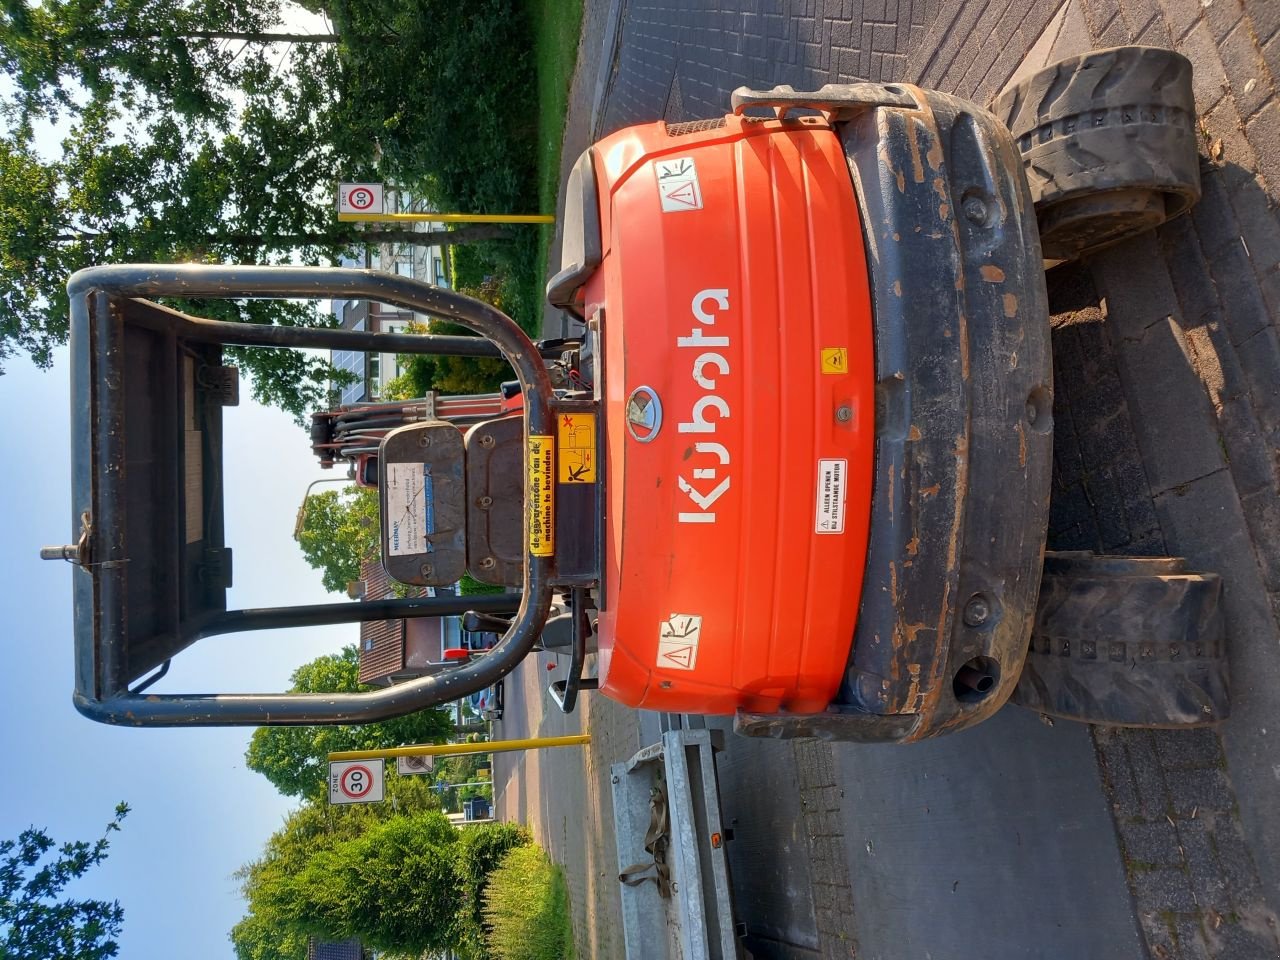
[337,182,384,215]
[329,759,385,805]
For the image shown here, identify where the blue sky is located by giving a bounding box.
[0,345,356,957]
[0,6,410,954]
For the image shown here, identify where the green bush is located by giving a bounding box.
[481,845,575,960]
[397,276,519,397]
[460,573,506,597]
[285,811,464,955]
[453,823,531,959]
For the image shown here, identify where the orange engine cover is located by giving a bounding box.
[586,115,876,715]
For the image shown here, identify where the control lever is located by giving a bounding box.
[462,610,513,634]
[548,588,597,713]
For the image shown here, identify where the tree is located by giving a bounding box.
[230,779,442,960]
[0,0,281,126]
[245,645,454,800]
[1,803,129,960]
[396,279,518,397]
[233,795,527,960]
[293,486,379,594]
[0,80,510,419]
[0,0,520,422]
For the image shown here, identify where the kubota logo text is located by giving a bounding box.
[677,288,731,523]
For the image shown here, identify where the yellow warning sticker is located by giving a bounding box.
[821,347,849,374]
[528,436,555,556]
[557,412,597,483]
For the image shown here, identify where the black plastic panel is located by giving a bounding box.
[85,298,232,690]
[545,147,602,315]
[464,415,524,587]
[378,422,468,586]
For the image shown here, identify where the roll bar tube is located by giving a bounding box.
[67,264,557,726]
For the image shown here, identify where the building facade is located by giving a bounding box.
[328,189,451,403]
[306,938,366,960]
[354,556,466,686]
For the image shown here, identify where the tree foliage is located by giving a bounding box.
[230,779,442,960]
[1,803,129,960]
[233,790,528,960]
[293,485,379,595]
[398,278,516,397]
[0,0,281,125]
[0,0,526,420]
[245,645,454,800]
[2,3,330,383]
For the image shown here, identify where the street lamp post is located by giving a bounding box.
[293,476,353,539]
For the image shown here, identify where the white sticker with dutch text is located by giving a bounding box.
[386,462,435,556]
[815,459,847,534]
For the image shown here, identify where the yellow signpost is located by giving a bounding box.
[337,211,555,225]
[336,183,553,226]
[328,733,591,763]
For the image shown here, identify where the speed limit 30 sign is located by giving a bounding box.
[329,759,385,804]
[337,182,384,215]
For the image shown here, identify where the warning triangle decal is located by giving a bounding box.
[662,645,694,668]
[666,182,698,206]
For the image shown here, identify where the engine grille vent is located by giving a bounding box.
[664,117,728,136]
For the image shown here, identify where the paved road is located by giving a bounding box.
[704,708,1145,960]
[521,1,1280,957]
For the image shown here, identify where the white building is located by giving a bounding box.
[329,190,451,403]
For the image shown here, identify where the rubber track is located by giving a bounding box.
[995,46,1192,135]
[991,46,1200,258]
[1012,560,1229,727]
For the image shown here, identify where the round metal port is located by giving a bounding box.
[953,656,1001,704]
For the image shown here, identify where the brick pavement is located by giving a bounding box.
[601,0,939,132]
[1047,252,1280,958]
[792,740,859,958]
[1028,3,1280,955]
[528,1,1280,957]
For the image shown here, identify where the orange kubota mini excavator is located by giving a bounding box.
[50,46,1227,741]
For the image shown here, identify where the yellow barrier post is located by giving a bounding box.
[328,734,591,763]
[337,211,555,225]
